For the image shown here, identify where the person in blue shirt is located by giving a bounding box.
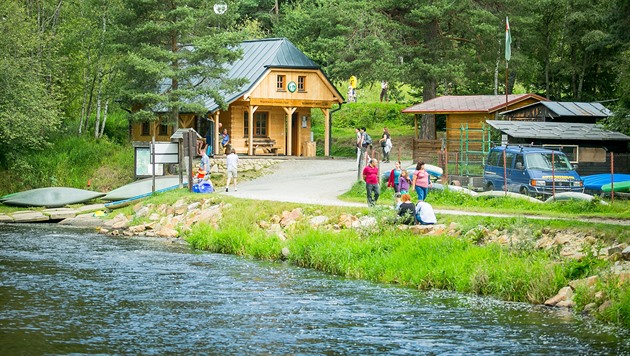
[220,128,230,154]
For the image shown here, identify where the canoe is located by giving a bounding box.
[1,187,106,208]
[425,164,443,178]
[545,192,608,205]
[582,174,630,191]
[601,180,630,193]
[102,176,185,201]
[476,190,543,203]
[104,182,186,209]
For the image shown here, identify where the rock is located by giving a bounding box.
[0,214,14,222]
[353,216,377,229]
[556,299,575,308]
[281,247,290,258]
[544,286,573,306]
[280,208,303,227]
[42,208,77,220]
[148,213,161,221]
[622,246,630,261]
[569,275,598,290]
[135,206,150,218]
[583,303,597,314]
[535,236,554,249]
[156,227,179,238]
[310,215,329,227]
[58,213,104,228]
[598,300,612,313]
[553,234,571,245]
[11,211,49,222]
[616,271,630,284]
[128,225,146,233]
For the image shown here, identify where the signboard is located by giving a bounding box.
[135,147,164,177]
[287,81,297,93]
[150,142,179,164]
[249,98,334,108]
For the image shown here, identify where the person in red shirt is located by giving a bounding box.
[362,158,380,206]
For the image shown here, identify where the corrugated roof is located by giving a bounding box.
[486,120,629,141]
[204,38,325,112]
[500,101,613,117]
[401,94,547,114]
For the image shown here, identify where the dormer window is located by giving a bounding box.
[276,75,286,91]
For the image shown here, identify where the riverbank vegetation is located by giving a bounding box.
[172,193,630,328]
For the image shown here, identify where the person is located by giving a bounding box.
[195,164,206,181]
[355,128,363,165]
[200,149,210,173]
[386,161,402,193]
[411,161,432,201]
[347,85,355,103]
[361,127,372,161]
[225,148,238,192]
[415,200,437,225]
[380,81,388,102]
[396,193,416,225]
[220,128,230,154]
[379,127,392,162]
[362,158,380,207]
[398,169,411,194]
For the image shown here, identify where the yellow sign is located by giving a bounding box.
[541,175,574,181]
[249,98,334,108]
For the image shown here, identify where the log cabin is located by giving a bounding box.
[131,38,344,157]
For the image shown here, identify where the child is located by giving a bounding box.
[398,169,411,194]
[396,193,416,225]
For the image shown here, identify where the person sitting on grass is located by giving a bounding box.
[396,193,416,225]
[415,199,437,225]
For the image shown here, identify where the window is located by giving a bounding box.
[158,122,168,136]
[515,154,525,170]
[297,76,306,92]
[255,112,268,137]
[243,111,268,137]
[141,122,150,136]
[543,145,579,163]
[276,75,286,91]
[487,150,514,167]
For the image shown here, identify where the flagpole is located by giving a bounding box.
[504,16,511,115]
[505,60,508,114]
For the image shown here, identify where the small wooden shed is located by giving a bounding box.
[131,38,344,157]
[402,94,547,152]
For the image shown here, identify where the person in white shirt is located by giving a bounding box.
[415,200,437,225]
[225,148,238,192]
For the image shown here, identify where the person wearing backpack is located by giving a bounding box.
[361,127,372,161]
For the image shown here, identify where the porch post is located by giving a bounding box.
[322,108,330,156]
[283,107,297,156]
[248,105,258,155]
[213,111,220,156]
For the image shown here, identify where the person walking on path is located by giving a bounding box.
[355,128,363,165]
[225,148,238,192]
[361,127,373,162]
[379,127,392,163]
[411,161,432,201]
[362,158,380,207]
[380,81,388,102]
[387,161,402,193]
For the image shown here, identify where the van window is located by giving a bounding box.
[525,153,573,171]
[487,151,501,166]
[487,150,514,168]
[515,154,524,170]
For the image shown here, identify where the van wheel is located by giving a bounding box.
[519,187,529,196]
[484,183,494,192]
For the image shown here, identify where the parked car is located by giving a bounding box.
[483,145,583,197]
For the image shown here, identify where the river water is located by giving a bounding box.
[1,224,628,355]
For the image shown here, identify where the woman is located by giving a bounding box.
[396,193,416,225]
[386,161,402,193]
[411,161,432,201]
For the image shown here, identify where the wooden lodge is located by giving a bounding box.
[131,38,344,157]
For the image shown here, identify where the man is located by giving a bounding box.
[225,148,238,192]
[380,81,388,102]
[355,128,363,165]
[200,149,210,173]
[361,127,372,162]
[362,158,380,207]
[378,127,392,163]
[415,200,437,225]
[220,128,230,154]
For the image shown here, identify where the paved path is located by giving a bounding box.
[219,158,630,226]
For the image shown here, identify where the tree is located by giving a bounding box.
[112,0,247,127]
[0,0,61,168]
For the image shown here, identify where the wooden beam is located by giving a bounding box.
[248,105,258,155]
[213,111,220,156]
[321,108,330,156]
[283,107,297,156]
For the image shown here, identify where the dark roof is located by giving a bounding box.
[401,94,547,114]
[500,101,613,118]
[486,120,630,141]
[204,38,332,112]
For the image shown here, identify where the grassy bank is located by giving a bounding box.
[178,194,629,327]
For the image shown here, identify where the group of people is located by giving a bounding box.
[355,127,393,165]
[194,126,238,193]
[362,159,437,225]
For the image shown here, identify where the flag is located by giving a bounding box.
[505,17,512,62]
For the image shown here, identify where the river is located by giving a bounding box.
[0,224,628,355]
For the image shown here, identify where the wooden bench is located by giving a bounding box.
[246,137,278,155]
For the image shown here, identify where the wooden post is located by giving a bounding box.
[611,152,615,203]
[551,152,555,199]
[322,108,330,156]
[503,149,507,195]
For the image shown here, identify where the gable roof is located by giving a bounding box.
[486,120,630,141]
[402,94,547,114]
[204,38,340,112]
[500,101,613,118]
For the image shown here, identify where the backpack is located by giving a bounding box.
[363,133,372,146]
